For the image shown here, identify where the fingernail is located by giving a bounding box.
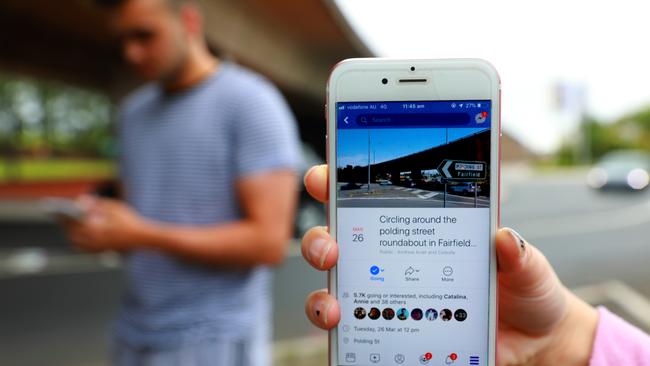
[309,238,332,268]
[313,299,332,326]
[303,165,318,187]
[508,228,526,258]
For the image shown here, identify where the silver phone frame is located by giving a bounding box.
[326,58,500,366]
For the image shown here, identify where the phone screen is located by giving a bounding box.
[335,100,492,365]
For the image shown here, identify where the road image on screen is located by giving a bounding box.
[336,100,492,365]
[337,127,490,208]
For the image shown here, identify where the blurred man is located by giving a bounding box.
[65,0,301,365]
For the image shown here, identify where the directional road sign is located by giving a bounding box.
[437,159,487,181]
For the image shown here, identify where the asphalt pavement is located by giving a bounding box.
[338,183,490,208]
[501,169,650,298]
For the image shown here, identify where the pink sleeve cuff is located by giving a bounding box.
[590,307,650,366]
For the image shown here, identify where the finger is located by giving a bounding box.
[301,226,338,270]
[305,289,340,329]
[69,223,91,238]
[91,199,119,217]
[61,218,81,231]
[496,227,567,333]
[495,227,526,274]
[304,164,328,203]
[76,194,97,212]
[95,197,122,209]
[64,219,96,249]
[496,227,557,290]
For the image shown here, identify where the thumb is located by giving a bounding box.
[496,228,568,334]
[497,228,558,291]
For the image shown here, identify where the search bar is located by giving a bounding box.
[357,113,470,127]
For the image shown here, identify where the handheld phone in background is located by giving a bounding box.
[327,59,500,366]
[42,197,86,221]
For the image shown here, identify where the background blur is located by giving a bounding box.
[2,1,650,365]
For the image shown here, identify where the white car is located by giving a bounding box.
[587,150,650,191]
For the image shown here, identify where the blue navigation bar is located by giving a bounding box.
[337,100,491,129]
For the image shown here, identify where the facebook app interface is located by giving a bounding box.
[336,100,492,365]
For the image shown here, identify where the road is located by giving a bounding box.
[2,167,650,365]
[338,183,489,208]
[501,169,650,297]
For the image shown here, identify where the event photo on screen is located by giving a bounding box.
[337,124,490,208]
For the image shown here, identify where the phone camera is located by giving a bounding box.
[381,78,388,85]
[410,66,415,71]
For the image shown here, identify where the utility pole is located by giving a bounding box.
[443,128,448,208]
[367,129,371,192]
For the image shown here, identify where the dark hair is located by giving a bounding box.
[94,0,126,7]
[94,0,194,9]
[95,0,221,56]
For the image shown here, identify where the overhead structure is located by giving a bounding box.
[0,0,531,161]
[0,0,371,98]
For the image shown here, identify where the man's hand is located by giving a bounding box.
[65,196,149,253]
[301,164,598,366]
[63,170,297,267]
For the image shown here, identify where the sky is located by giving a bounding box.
[334,0,650,153]
[337,127,486,167]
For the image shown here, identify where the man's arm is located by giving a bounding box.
[135,170,298,266]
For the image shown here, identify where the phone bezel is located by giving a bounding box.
[326,58,501,366]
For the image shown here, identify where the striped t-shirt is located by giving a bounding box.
[114,62,301,348]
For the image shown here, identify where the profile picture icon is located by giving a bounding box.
[354,307,367,320]
[411,308,423,321]
[425,308,438,321]
[382,308,395,320]
[397,308,409,320]
[441,308,453,321]
[368,307,380,320]
[454,309,468,322]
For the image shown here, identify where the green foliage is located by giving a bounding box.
[0,159,115,183]
[0,73,115,158]
[557,107,650,165]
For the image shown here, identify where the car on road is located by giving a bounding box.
[447,182,481,196]
[586,150,650,191]
[378,179,392,186]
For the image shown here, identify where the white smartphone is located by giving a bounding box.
[42,197,86,221]
[327,59,500,366]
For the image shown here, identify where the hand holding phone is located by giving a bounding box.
[301,165,599,366]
